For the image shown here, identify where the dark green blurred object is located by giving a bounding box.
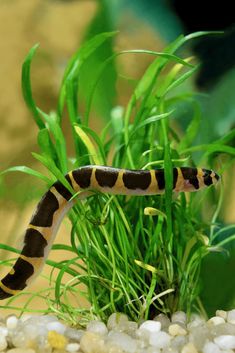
[201,227,235,317]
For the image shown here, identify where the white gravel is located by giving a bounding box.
[0,310,235,352]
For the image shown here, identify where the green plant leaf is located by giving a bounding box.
[182,144,235,157]
[74,125,102,165]
[163,65,199,97]
[21,43,45,129]
[37,128,58,162]
[37,109,68,173]
[79,125,106,165]
[31,152,73,194]
[0,166,51,184]
[80,1,117,123]
[58,31,117,119]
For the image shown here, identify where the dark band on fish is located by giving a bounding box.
[202,168,213,186]
[53,174,73,201]
[95,168,118,187]
[2,258,34,290]
[123,170,151,190]
[155,169,165,190]
[181,167,199,190]
[72,168,92,188]
[21,228,48,258]
[30,190,59,227]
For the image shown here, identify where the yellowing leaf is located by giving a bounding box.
[144,207,166,218]
[74,124,101,165]
[135,259,162,275]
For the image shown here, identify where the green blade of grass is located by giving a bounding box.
[0,166,51,185]
[58,31,118,119]
[31,152,74,194]
[162,65,199,97]
[74,124,103,165]
[21,43,45,129]
[78,125,107,165]
[37,128,58,163]
[37,109,68,174]
[80,2,117,123]
[182,144,235,157]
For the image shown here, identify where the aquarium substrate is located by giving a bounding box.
[1,310,235,353]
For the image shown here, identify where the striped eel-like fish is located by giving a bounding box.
[0,165,219,299]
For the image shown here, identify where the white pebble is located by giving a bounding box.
[107,331,137,353]
[216,310,227,320]
[6,315,19,329]
[122,321,138,335]
[0,326,8,337]
[139,348,161,353]
[149,331,171,349]
[25,322,47,338]
[7,349,36,353]
[154,314,171,330]
[11,330,27,348]
[66,342,80,352]
[38,315,58,323]
[168,323,187,336]
[137,321,161,341]
[139,320,161,333]
[214,335,235,349]
[25,315,57,325]
[0,335,7,351]
[80,332,105,353]
[188,325,211,350]
[20,314,34,322]
[209,323,235,336]
[171,311,187,324]
[146,348,161,353]
[202,341,222,353]
[181,342,198,353]
[35,335,49,352]
[171,335,187,350]
[207,316,225,325]
[64,327,84,342]
[162,348,178,353]
[227,310,235,324]
[86,320,108,335]
[46,321,66,334]
[107,313,129,331]
[189,314,206,328]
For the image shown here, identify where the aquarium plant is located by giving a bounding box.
[0,32,235,326]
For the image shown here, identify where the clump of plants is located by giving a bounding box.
[0,32,235,326]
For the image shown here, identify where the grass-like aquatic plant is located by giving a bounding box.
[0,32,235,325]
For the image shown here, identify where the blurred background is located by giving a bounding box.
[0,0,235,316]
